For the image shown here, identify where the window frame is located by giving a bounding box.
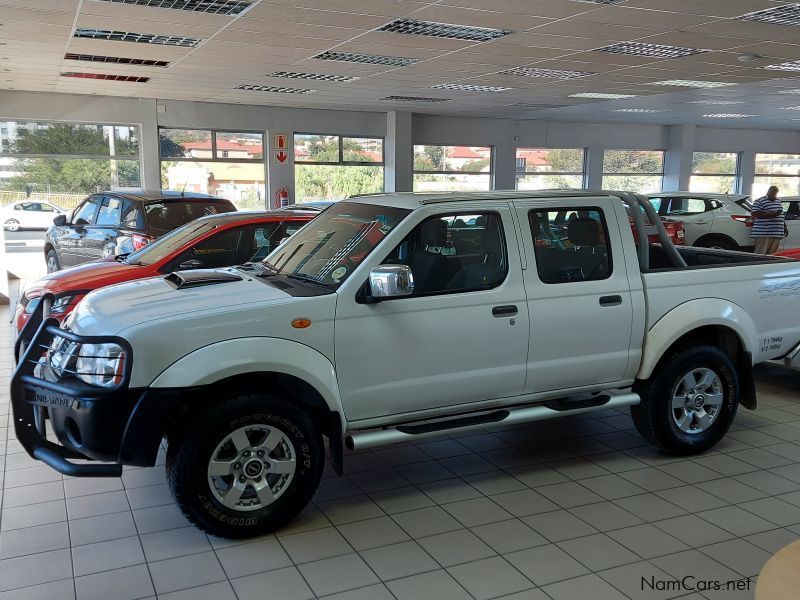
[753,153,800,198]
[72,195,102,225]
[412,144,493,177]
[690,152,740,193]
[293,132,385,166]
[528,206,614,285]
[94,195,124,227]
[514,147,586,190]
[158,128,265,165]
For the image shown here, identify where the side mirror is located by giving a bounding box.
[74,218,89,228]
[369,265,414,299]
[53,214,67,226]
[179,259,204,270]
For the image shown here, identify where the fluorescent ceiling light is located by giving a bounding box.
[96,0,252,15]
[378,18,512,41]
[764,60,800,72]
[782,106,800,110]
[382,96,451,102]
[595,42,709,58]
[570,0,627,4]
[235,84,315,94]
[73,28,201,47]
[613,108,666,113]
[702,113,757,118]
[508,103,562,109]
[61,71,149,82]
[312,51,418,67]
[649,79,735,88]
[501,66,595,79]
[739,4,800,27]
[64,53,169,67]
[266,71,359,83]
[688,100,745,105]
[432,83,511,92]
[569,92,638,99]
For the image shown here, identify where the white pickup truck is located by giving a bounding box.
[12,190,800,538]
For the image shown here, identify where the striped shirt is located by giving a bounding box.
[751,196,785,238]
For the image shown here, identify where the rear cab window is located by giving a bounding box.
[144,200,236,235]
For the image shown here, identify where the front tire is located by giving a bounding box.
[46,249,61,273]
[632,345,739,455]
[166,393,324,538]
[4,219,20,231]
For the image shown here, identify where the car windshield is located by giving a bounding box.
[144,200,236,235]
[126,219,219,266]
[736,198,753,211]
[263,201,410,289]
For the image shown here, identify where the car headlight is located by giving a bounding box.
[50,295,76,314]
[76,343,126,387]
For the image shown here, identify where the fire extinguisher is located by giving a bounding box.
[275,186,289,208]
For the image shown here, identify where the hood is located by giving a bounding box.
[24,259,143,298]
[68,268,293,336]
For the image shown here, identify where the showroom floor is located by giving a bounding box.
[2,304,800,600]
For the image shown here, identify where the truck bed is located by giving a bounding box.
[647,244,790,270]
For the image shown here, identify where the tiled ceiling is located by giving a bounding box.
[2,0,800,129]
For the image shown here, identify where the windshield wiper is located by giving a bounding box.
[285,273,329,287]
[251,261,280,277]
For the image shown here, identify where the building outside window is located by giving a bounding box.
[690,152,739,194]
[753,154,800,198]
[413,145,492,192]
[515,148,585,190]
[0,120,141,210]
[159,128,266,210]
[294,134,384,203]
[602,150,664,194]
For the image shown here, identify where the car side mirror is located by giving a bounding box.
[179,259,204,270]
[74,217,89,228]
[369,265,414,299]
[53,214,67,226]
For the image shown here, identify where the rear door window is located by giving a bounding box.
[120,201,144,230]
[177,228,242,269]
[665,198,708,216]
[96,197,123,226]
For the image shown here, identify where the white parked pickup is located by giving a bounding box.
[12,190,800,538]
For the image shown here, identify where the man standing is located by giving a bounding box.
[751,186,787,255]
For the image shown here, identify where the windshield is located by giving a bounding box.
[264,201,410,288]
[127,219,218,266]
[144,200,235,235]
[736,197,753,211]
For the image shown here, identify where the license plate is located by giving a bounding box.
[27,386,74,409]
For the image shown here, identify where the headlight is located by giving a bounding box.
[76,343,126,387]
[50,295,76,314]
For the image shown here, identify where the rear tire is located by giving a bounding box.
[696,236,737,251]
[632,344,739,455]
[46,249,61,273]
[166,393,324,538]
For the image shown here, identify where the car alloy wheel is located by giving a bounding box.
[4,219,19,231]
[671,367,724,434]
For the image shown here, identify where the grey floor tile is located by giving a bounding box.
[386,569,472,600]
[65,490,130,520]
[617,468,685,492]
[652,549,741,584]
[369,486,435,514]
[63,477,123,498]
[558,532,640,570]
[0,578,75,600]
[350,468,410,493]
[729,448,794,469]
[140,526,211,562]
[418,528,495,567]
[125,483,174,510]
[376,446,430,467]
[505,544,590,586]
[489,489,559,517]
[0,548,73,593]
[507,464,569,488]
[336,516,410,551]
[598,561,681,600]
[0,522,70,559]
[462,472,527,496]
[578,473,647,500]
[613,493,687,522]
[391,506,463,538]
[216,536,292,578]
[698,505,778,537]
[275,504,332,536]
[396,461,455,485]
[71,536,145,577]
[471,518,548,553]
[744,528,800,553]
[737,470,800,495]
[522,509,599,542]
[361,540,438,580]
[441,497,513,527]
[483,448,538,470]
[738,496,800,526]
[588,452,649,473]
[231,565,314,600]
[695,478,767,503]
[315,476,363,503]
[148,551,226,595]
[416,440,473,460]
[159,581,238,600]
[438,455,496,477]
[120,468,167,490]
[319,583,395,600]
[132,504,190,534]
[536,481,604,509]
[569,501,644,532]
[607,523,689,559]
[543,573,629,600]
[2,481,64,508]
[657,461,724,484]
[699,538,773,578]
[549,457,610,479]
[447,556,533,600]
[75,565,155,600]
[654,485,729,512]
[2,467,62,489]
[317,494,385,525]
[280,526,352,564]
[653,514,735,547]
[299,552,379,598]
[417,478,483,505]
[693,453,758,477]
[0,499,66,531]
[68,511,138,546]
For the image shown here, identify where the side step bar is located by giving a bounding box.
[345,392,640,451]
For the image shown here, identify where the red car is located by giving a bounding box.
[15,210,313,332]
[777,248,800,259]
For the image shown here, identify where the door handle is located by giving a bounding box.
[492,305,518,317]
[599,295,622,307]
[694,220,709,225]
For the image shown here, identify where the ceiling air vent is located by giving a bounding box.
[739,4,800,26]
[382,96,451,102]
[688,100,745,105]
[569,92,637,99]
[61,71,150,82]
[649,79,734,88]
[595,42,709,58]
[764,59,800,72]
[235,84,315,94]
[266,71,359,83]
[64,53,169,67]
[74,28,201,47]
[570,0,627,4]
[702,113,758,119]
[501,66,594,79]
[508,103,561,110]
[378,18,512,41]
[432,83,510,92]
[312,51,418,67]
[96,0,253,16]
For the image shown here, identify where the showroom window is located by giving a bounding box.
[601,150,664,194]
[0,120,141,211]
[753,153,800,198]
[515,148,585,190]
[159,128,266,210]
[294,133,384,203]
[690,152,739,193]
[413,145,493,192]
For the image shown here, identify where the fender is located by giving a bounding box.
[149,337,346,423]
[637,298,757,380]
